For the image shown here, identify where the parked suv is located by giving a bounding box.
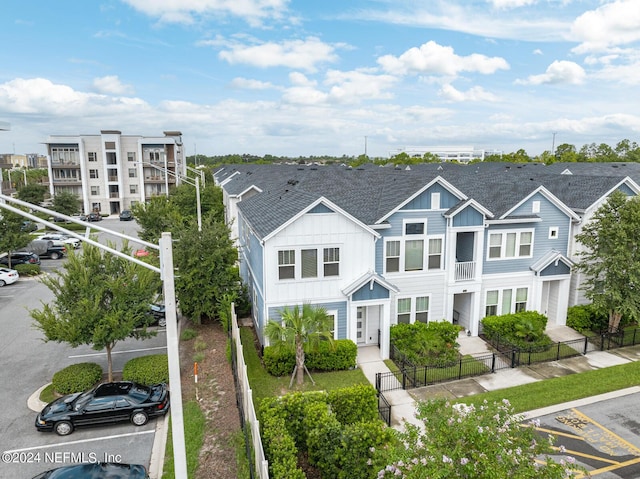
[87,212,102,222]
[119,209,134,221]
[38,233,81,249]
[0,252,41,266]
[21,240,66,260]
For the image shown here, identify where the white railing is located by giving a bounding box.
[455,261,476,281]
[231,305,270,478]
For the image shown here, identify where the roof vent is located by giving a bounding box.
[287,179,299,186]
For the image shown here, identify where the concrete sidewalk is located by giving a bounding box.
[357,327,640,429]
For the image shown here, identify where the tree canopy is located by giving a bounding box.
[0,209,33,265]
[575,189,640,332]
[52,191,81,216]
[31,243,161,381]
[16,183,48,205]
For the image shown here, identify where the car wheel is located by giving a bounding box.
[158,317,167,327]
[50,252,61,260]
[131,411,148,426]
[55,421,73,436]
[0,280,5,287]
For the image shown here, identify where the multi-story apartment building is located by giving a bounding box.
[44,130,185,215]
[216,162,639,360]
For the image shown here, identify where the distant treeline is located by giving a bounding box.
[187,139,640,167]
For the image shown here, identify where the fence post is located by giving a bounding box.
[491,354,496,373]
[583,336,588,355]
[458,358,463,380]
[511,350,517,368]
[557,342,561,361]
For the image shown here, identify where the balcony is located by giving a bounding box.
[52,177,82,185]
[51,161,80,168]
[455,261,476,281]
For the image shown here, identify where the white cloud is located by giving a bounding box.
[533,48,543,55]
[438,84,499,102]
[489,0,537,9]
[122,0,289,26]
[572,0,640,53]
[218,37,339,72]
[92,76,134,95]
[324,69,397,103]
[377,41,509,77]
[288,72,316,87]
[516,60,586,85]
[229,77,275,90]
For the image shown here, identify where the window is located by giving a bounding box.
[128,168,137,178]
[89,169,99,179]
[105,141,116,150]
[92,202,101,212]
[88,152,97,162]
[90,186,100,196]
[405,240,424,271]
[323,247,339,276]
[532,201,540,214]
[416,296,429,323]
[428,238,442,270]
[502,289,512,314]
[487,231,534,260]
[127,152,136,162]
[549,227,559,239]
[405,222,425,235]
[278,250,295,280]
[515,288,528,312]
[301,249,317,278]
[386,241,400,273]
[485,290,498,316]
[130,185,138,194]
[326,310,338,339]
[431,192,440,210]
[397,298,411,324]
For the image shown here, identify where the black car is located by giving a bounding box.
[0,251,41,266]
[148,303,166,327]
[35,381,170,436]
[87,212,103,222]
[31,462,149,479]
[119,209,134,221]
[21,220,38,232]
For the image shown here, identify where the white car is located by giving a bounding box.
[38,233,82,249]
[0,267,19,287]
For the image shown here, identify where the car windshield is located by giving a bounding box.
[73,391,93,411]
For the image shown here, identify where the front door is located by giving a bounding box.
[356,306,365,345]
[366,305,380,345]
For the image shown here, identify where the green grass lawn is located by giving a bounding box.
[162,401,206,479]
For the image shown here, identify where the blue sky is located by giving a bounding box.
[1,0,639,158]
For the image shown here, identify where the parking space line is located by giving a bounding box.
[69,346,166,358]
[552,446,620,465]
[536,426,584,441]
[571,408,640,456]
[588,457,640,477]
[3,430,155,454]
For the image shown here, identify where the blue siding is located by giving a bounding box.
[385,210,447,236]
[239,211,264,293]
[540,261,571,276]
[309,203,334,213]
[352,281,390,301]
[375,239,383,274]
[403,183,460,210]
[452,205,484,227]
[267,301,348,339]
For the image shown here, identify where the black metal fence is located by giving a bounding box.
[377,392,391,426]
[375,327,640,394]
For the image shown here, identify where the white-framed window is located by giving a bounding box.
[301,249,317,278]
[278,250,295,280]
[405,239,424,271]
[484,287,528,317]
[88,152,97,162]
[130,184,138,194]
[128,168,137,178]
[397,298,411,324]
[90,186,99,196]
[532,201,540,214]
[89,169,99,179]
[92,202,101,212]
[415,296,429,323]
[386,240,400,273]
[326,309,338,339]
[487,230,534,260]
[127,152,136,162]
[431,192,440,210]
[428,238,442,270]
[405,221,425,235]
[397,296,430,324]
[549,227,559,239]
[323,247,340,276]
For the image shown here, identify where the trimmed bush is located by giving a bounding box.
[567,304,610,333]
[262,346,296,377]
[122,354,169,385]
[52,362,102,395]
[327,384,378,425]
[263,339,357,377]
[14,264,41,276]
[481,311,552,350]
[390,321,460,366]
[260,398,305,479]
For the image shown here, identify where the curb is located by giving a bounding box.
[148,413,169,479]
[27,383,50,412]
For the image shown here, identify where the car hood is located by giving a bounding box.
[40,393,81,417]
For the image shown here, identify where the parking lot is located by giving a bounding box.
[533,392,640,478]
[0,218,167,478]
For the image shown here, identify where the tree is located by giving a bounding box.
[377,398,583,478]
[52,191,81,216]
[575,190,640,332]
[132,196,183,243]
[264,304,334,386]
[172,216,240,323]
[31,243,161,381]
[0,209,33,266]
[170,183,225,222]
[16,183,48,205]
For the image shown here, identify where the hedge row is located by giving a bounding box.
[263,339,357,377]
[481,311,551,350]
[122,354,169,385]
[52,362,102,395]
[259,385,391,479]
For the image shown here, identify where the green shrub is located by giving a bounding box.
[390,322,460,365]
[122,354,169,385]
[260,399,305,479]
[567,305,593,333]
[327,384,378,425]
[181,328,197,341]
[481,311,551,350]
[14,263,41,276]
[262,346,296,377]
[332,421,395,479]
[263,339,357,376]
[305,404,342,477]
[52,362,102,394]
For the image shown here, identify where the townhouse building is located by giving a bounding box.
[216,162,639,359]
[44,130,186,215]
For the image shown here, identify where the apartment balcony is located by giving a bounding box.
[454,261,476,281]
[51,161,80,168]
[107,175,119,182]
[52,177,82,186]
[144,176,176,184]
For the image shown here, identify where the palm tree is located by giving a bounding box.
[264,304,334,386]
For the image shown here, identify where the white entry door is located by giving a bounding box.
[366,305,380,345]
[356,306,365,344]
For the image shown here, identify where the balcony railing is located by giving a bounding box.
[455,261,476,281]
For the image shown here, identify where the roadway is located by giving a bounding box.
[0,218,167,478]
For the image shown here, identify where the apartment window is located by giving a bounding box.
[405,222,425,235]
[127,152,136,162]
[485,290,499,316]
[502,289,513,314]
[487,231,534,260]
[130,185,138,194]
[301,249,317,278]
[416,296,429,323]
[128,168,137,178]
[515,288,528,312]
[92,202,101,212]
[386,240,400,273]
[549,227,559,239]
[89,169,99,179]
[323,247,340,276]
[88,152,97,162]
[397,298,411,324]
[405,240,424,271]
[428,238,442,270]
[90,186,100,196]
[105,141,116,150]
[326,310,338,339]
[278,250,295,280]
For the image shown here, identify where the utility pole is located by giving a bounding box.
[364,136,368,157]
[551,132,557,157]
